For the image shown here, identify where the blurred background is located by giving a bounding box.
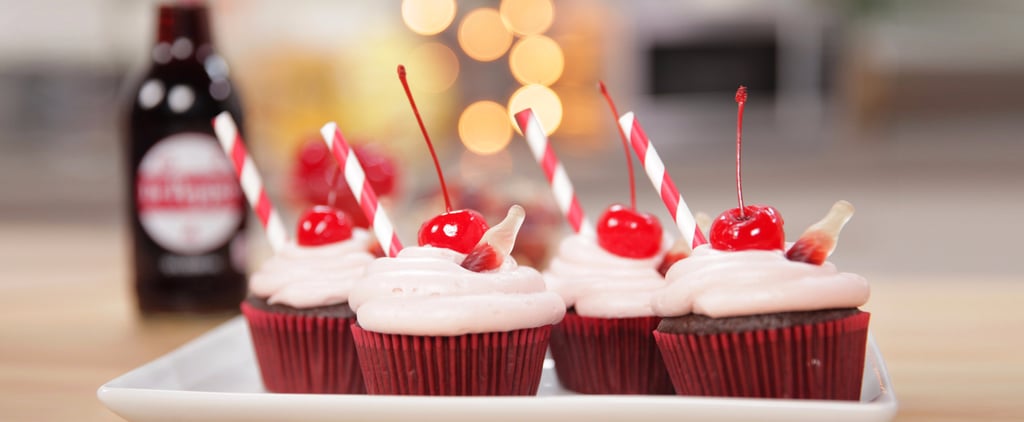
[1,1,1023,420]
[2,0,1021,277]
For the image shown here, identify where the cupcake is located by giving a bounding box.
[241,205,376,394]
[653,200,870,400]
[348,205,566,395]
[515,96,676,393]
[543,204,676,395]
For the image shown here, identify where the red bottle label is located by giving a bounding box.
[136,133,243,255]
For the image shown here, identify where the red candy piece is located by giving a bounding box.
[786,200,855,265]
[657,238,691,276]
[366,239,386,258]
[296,205,353,247]
[461,205,526,272]
[461,244,500,272]
[785,232,831,265]
[657,249,689,276]
[418,209,489,254]
[596,204,663,258]
[709,205,784,251]
[655,237,696,276]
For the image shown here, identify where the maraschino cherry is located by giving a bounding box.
[596,82,663,258]
[296,205,353,247]
[398,65,489,253]
[709,86,785,251]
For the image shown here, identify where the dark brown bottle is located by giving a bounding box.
[125,2,247,314]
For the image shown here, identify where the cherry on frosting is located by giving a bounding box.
[596,204,664,258]
[709,86,785,251]
[419,209,489,254]
[709,205,784,251]
[595,81,664,259]
[296,205,353,247]
[398,65,489,252]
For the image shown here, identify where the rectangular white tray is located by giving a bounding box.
[98,316,897,422]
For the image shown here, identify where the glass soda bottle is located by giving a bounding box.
[124,1,247,314]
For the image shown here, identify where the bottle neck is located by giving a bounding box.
[156,3,213,49]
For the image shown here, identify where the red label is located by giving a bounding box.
[137,174,241,211]
[136,133,244,255]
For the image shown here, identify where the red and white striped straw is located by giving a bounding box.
[319,122,404,257]
[513,108,594,236]
[212,112,288,252]
[618,112,708,249]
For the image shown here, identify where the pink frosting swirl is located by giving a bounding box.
[543,234,667,318]
[652,245,869,318]
[348,246,566,336]
[249,229,376,308]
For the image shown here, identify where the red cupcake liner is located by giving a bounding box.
[654,311,870,400]
[350,324,551,395]
[241,301,365,394]
[549,312,674,394]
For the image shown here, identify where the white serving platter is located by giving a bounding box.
[98,316,897,422]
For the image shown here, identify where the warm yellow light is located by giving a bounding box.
[509,35,563,86]
[557,89,603,147]
[458,101,513,155]
[499,0,554,36]
[508,84,562,135]
[402,0,456,36]
[406,42,460,93]
[457,8,513,62]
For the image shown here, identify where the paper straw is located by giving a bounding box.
[212,111,288,252]
[618,112,707,249]
[513,108,594,236]
[320,122,404,257]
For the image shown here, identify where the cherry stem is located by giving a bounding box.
[598,81,637,211]
[398,64,451,212]
[734,85,747,218]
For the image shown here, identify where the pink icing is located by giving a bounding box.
[249,229,375,308]
[652,245,869,318]
[543,234,668,318]
[348,246,565,336]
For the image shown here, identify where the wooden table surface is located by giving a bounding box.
[1,223,1021,421]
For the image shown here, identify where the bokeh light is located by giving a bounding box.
[457,8,513,62]
[508,84,562,135]
[499,0,554,36]
[509,35,564,86]
[406,42,460,93]
[458,101,513,155]
[401,0,457,36]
